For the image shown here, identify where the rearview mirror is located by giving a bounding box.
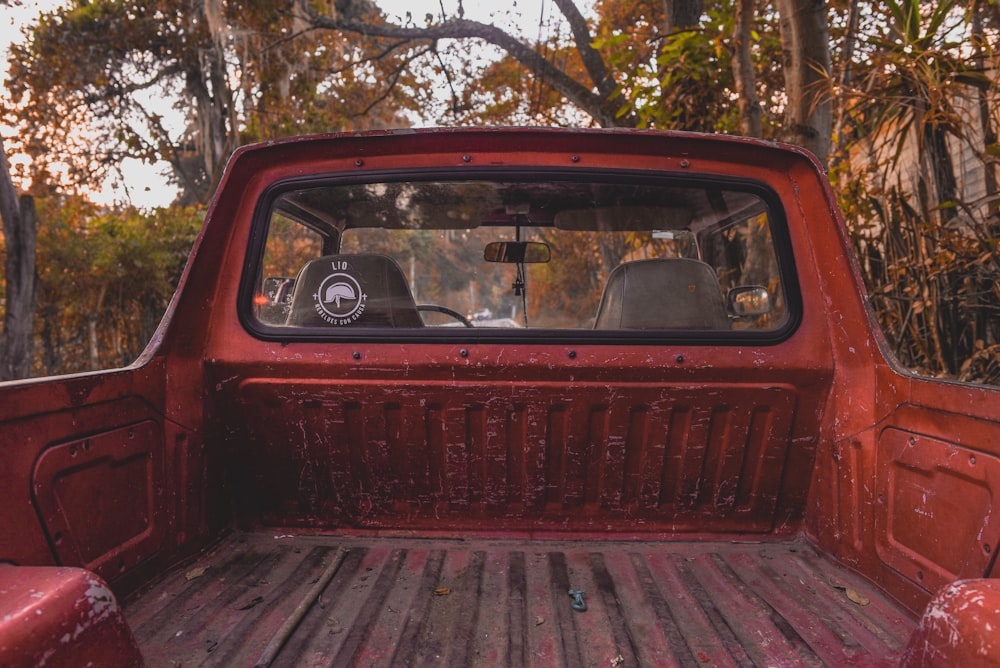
[727,286,772,317]
[483,241,551,263]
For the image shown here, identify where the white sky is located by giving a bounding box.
[1,0,62,88]
[2,0,170,206]
[2,0,571,207]
[380,0,556,34]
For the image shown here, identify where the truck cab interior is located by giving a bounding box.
[247,175,790,338]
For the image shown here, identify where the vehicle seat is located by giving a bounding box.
[593,258,731,330]
[285,254,424,327]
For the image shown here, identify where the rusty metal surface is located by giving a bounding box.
[125,531,915,667]
[226,378,805,534]
[903,578,1000,667]
[805,377,1000,615]
[0,565,143,667]
[32,420,166,579]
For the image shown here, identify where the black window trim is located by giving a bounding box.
[238,166,803,346]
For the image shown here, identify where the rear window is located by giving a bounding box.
[245,172,796,341]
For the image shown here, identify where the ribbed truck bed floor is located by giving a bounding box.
[124,532,917,667]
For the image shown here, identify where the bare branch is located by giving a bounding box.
[354,44,436,119]
[81,64,185,106]
[550,0,614,99]
[299,2,625,126]
[324,38,415,75]
[433,48,462,119]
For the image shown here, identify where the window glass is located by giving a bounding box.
[256,215,322,324]
[251,177,790,334]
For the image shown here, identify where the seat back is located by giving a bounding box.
[594,258,730,330]
[286,254,424,327]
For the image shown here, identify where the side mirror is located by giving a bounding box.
[261,276,296,305]
[483,241,551,263]
[727,286,772,317]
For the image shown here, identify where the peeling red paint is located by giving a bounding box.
[0,129,997,664]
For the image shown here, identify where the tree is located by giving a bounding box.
[9,1,834,192]
[302,0,630,127]
[732,0,763,137]
[0,135,37,380]
[7,0,998,385]
[833,0,1000,381]
[301,1,828,148]
[33,198,201,375]
[7,0,420,206]
[776,0,832,161]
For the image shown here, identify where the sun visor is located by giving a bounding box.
[554,206,694,231]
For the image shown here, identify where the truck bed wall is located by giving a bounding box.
[806,366,1000,613]
[207,354,830,536]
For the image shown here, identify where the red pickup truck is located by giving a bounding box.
[2,128,999,666]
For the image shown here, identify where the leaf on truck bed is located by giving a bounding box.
[237,595,264,610]
[185,566,208,580]
[845,588,870,606]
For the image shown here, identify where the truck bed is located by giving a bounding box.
[124,532,916,667]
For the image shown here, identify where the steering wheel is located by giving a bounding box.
[418,304,474,328]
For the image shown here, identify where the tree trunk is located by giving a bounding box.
[0,137,37,381]
[663,0,704,33]
[87,314,100,371]
[87,283,107,371]
[731,0,762,137]
[39,305,62,376]
[923,122,958,222]
[972,0,998,200]
[776,0,832,163]
[833,0,860,157]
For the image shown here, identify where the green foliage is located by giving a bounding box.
[4,0,1000,386]
[593,2,784,136]
[831,1,1000,384]
[33,198,202,374]
[607,21,730,130]
[838,0,971,167]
